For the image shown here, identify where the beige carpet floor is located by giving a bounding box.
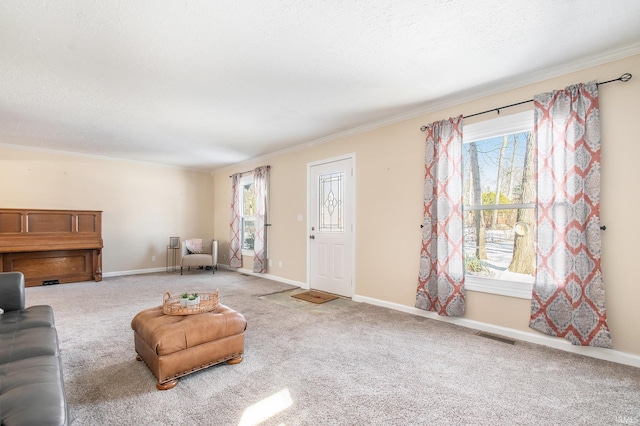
[24,270,640,425]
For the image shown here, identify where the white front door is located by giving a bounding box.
[308,156,354,297]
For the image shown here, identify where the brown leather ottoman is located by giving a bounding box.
[131,304,247,390]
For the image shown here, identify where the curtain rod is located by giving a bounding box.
[419,73,632,131]
[229,165,270,178]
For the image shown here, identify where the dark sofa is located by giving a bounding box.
[0,272,68,426]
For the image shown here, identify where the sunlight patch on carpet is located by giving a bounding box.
[239,388,292,426]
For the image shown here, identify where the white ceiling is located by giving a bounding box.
[1,1,639,171]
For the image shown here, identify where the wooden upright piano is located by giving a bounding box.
[0,208,103,287]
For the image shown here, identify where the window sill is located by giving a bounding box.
[464,276,533,299]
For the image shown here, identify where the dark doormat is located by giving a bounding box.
[291,290,339,304]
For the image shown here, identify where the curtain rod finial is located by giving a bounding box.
[418,72,629,132]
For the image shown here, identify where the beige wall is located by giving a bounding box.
[2,55,637,357]
[0,147,214,273]
[213,54,640,356]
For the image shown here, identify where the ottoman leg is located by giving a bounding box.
[157,379,178,390]
[136,353,178,390]
[227,356,243,365]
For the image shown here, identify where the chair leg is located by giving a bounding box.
[180,267,183,276]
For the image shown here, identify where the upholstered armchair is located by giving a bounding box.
[180,238,218,275]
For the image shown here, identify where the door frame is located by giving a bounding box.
[306,153,356,297]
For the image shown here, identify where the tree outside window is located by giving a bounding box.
[462,129,535,284]
[241,181,256,251]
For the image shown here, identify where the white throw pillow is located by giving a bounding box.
[185,239,203,254]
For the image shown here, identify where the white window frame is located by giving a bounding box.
[239,174,255,257]
[463,110,534,299]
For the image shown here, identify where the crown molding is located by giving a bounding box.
[0,141,211,174]
[213,43,640,175]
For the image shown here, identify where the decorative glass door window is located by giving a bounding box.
[318,171,344,232]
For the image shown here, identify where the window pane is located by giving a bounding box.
[242,217,255,250]
[463,209,535,283]
[463,130,535,283]
[243,183,255,216]
[463,132,530,206]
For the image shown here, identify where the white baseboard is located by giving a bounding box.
[217,264,308,289]
[102,264,307,287]
[102,266,640,368]
[103,267,166,277]
[353,294,640,369]
[220,267,640,368]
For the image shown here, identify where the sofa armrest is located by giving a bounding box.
[0,272,26,312]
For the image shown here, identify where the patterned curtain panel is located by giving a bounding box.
[252,166,269,273]
[229,173,243,268]
[415,115,465,317]
[530,81,612,348]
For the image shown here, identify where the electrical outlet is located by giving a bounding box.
[278,260,283,268]
[151,255,156,262]
[268,259,272,267]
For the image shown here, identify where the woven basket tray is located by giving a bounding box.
[162,290,219,316]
